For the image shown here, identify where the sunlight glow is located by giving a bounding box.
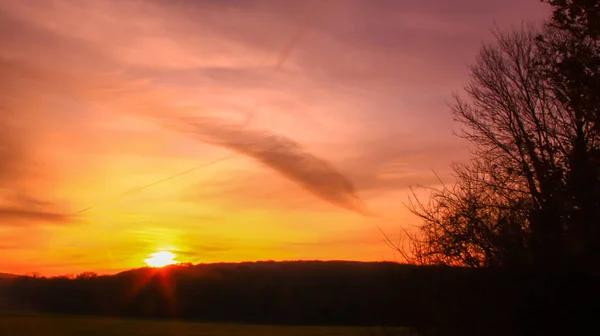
[144,251,177,267]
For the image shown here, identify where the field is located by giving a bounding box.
[0,313,413,336]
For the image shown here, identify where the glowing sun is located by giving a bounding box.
[145,251,177,267]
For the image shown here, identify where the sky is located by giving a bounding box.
[0,0,549,276]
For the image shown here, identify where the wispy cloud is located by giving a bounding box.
[0,70,70,225]
[158,115,369,215]
[0,206,68,224]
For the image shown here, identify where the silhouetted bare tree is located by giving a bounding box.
[408,159,532,268]
[408,23,600,272]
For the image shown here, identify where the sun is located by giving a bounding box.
[144,251,177,267]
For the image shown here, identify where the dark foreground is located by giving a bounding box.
[2,261,599,335]
[0,313,411,336]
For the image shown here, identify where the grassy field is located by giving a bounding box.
[0,313,413,336]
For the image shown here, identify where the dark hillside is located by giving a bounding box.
[5,261,598,334]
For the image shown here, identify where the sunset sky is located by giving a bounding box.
[0,0,549,276]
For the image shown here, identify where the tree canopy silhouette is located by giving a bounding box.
[407,19,600,272]
[544,0,600,39]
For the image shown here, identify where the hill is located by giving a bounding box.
[3,260,597,334]
[0,273,17,278]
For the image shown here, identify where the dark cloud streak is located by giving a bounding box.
[0,206,69,224]
[161,115,370,216]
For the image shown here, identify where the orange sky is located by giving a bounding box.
[0,0,549,276]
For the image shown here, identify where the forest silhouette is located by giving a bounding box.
[1,261,597,336]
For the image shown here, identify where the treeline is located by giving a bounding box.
[3,261,598,334]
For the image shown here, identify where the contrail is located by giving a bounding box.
[146,1,373,215]
[73,1,327,216]
[273,1,328,70]
[73,155,232,215]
